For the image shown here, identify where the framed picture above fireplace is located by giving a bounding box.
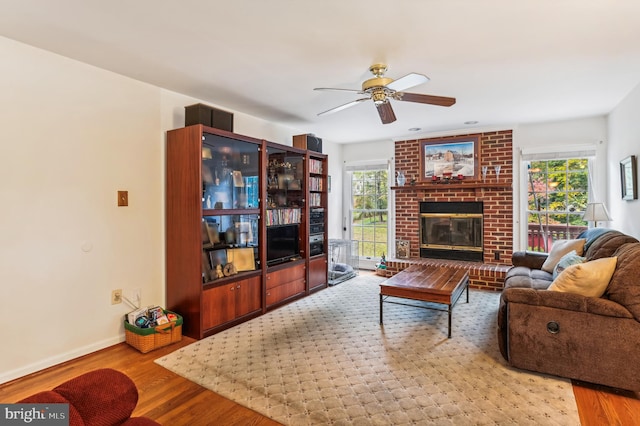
[420,135,480,181]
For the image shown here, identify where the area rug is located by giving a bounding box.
[155,274,579,425]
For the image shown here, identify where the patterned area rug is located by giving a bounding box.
[156,274,579,425]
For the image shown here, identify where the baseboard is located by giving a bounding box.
[358,259,377,270]
[0,334,126,385]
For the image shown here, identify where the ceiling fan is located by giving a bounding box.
[314,64,456,124]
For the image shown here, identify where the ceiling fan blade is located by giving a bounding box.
[385,73,429,92]
[396,92,456,107]
[317,97,370,116]
[376,102,397,124]
[314,87,364,94]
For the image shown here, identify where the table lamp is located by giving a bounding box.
[583,202,611,227]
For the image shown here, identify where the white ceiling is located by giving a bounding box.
[2,0,640,144]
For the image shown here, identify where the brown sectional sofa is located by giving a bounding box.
[498,228,640,391]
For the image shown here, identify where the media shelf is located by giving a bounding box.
[166,125,329,338]
[306,152,328,292]
[264,144,307,307]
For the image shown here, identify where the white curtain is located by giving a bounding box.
[587,157,597,203]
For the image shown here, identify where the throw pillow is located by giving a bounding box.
[541,239,586,273]
[552,250,586,279]
[548,256,618,298]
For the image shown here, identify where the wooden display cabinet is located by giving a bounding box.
[166,125,329,339]
[264,143,308,307]
[308,256,328,291]
[166,125,263,339]
[265,260,306,308]
[202,275,261,329]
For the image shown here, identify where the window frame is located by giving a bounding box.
[514,141,596,250]
[344,163,390,263]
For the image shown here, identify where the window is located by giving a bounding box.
[526,158,589,252]
[350,168,388,260]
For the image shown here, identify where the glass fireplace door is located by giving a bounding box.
[420,214,483,251]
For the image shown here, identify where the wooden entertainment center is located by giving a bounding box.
[166,125,328,339]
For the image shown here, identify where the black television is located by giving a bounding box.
[266,224,300,266]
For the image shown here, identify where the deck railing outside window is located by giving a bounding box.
[527,224,588,252]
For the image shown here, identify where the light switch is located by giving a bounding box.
[118,191,128,207]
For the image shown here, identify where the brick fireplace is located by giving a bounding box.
[390,130,513,290]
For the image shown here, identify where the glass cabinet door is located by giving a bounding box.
[201,213,260,283]
[201,133,260,210]
[266,148,305,224]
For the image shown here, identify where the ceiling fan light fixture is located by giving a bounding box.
[362,77,394,91]
[371,89,387,105]
[315,63,456,124]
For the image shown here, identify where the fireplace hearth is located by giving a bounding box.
[419,201,483,262]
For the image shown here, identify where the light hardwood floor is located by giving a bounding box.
[1,338,277,426]
[1,336,639,425]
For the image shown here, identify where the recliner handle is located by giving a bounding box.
[547,321,560,334]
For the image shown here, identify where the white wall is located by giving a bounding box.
[0,37,330,384]
[0,36,163,383]
[607,82,640,239]
[342,140,395,165]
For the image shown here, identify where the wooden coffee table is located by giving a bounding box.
[379,264,470,338]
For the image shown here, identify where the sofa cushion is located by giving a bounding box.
[584,230,638,260]
[552,250,586,279]
[511,250,548,269]
[504,266,553,290]
[541,239,586,273]
[607,242,640,321]
[548,256,617,297]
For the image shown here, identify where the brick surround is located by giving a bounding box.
[380,258,510,292]
[392,130,514,291]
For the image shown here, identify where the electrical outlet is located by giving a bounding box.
[111,289,122,305]
[132,287,141,306]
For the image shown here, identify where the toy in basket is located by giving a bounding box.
[124,307,182,353]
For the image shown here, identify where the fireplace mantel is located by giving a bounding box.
[391,182,511,191]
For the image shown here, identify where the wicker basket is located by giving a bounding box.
[124,311,183,353]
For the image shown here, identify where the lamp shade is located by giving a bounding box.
[583,202,612,223]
